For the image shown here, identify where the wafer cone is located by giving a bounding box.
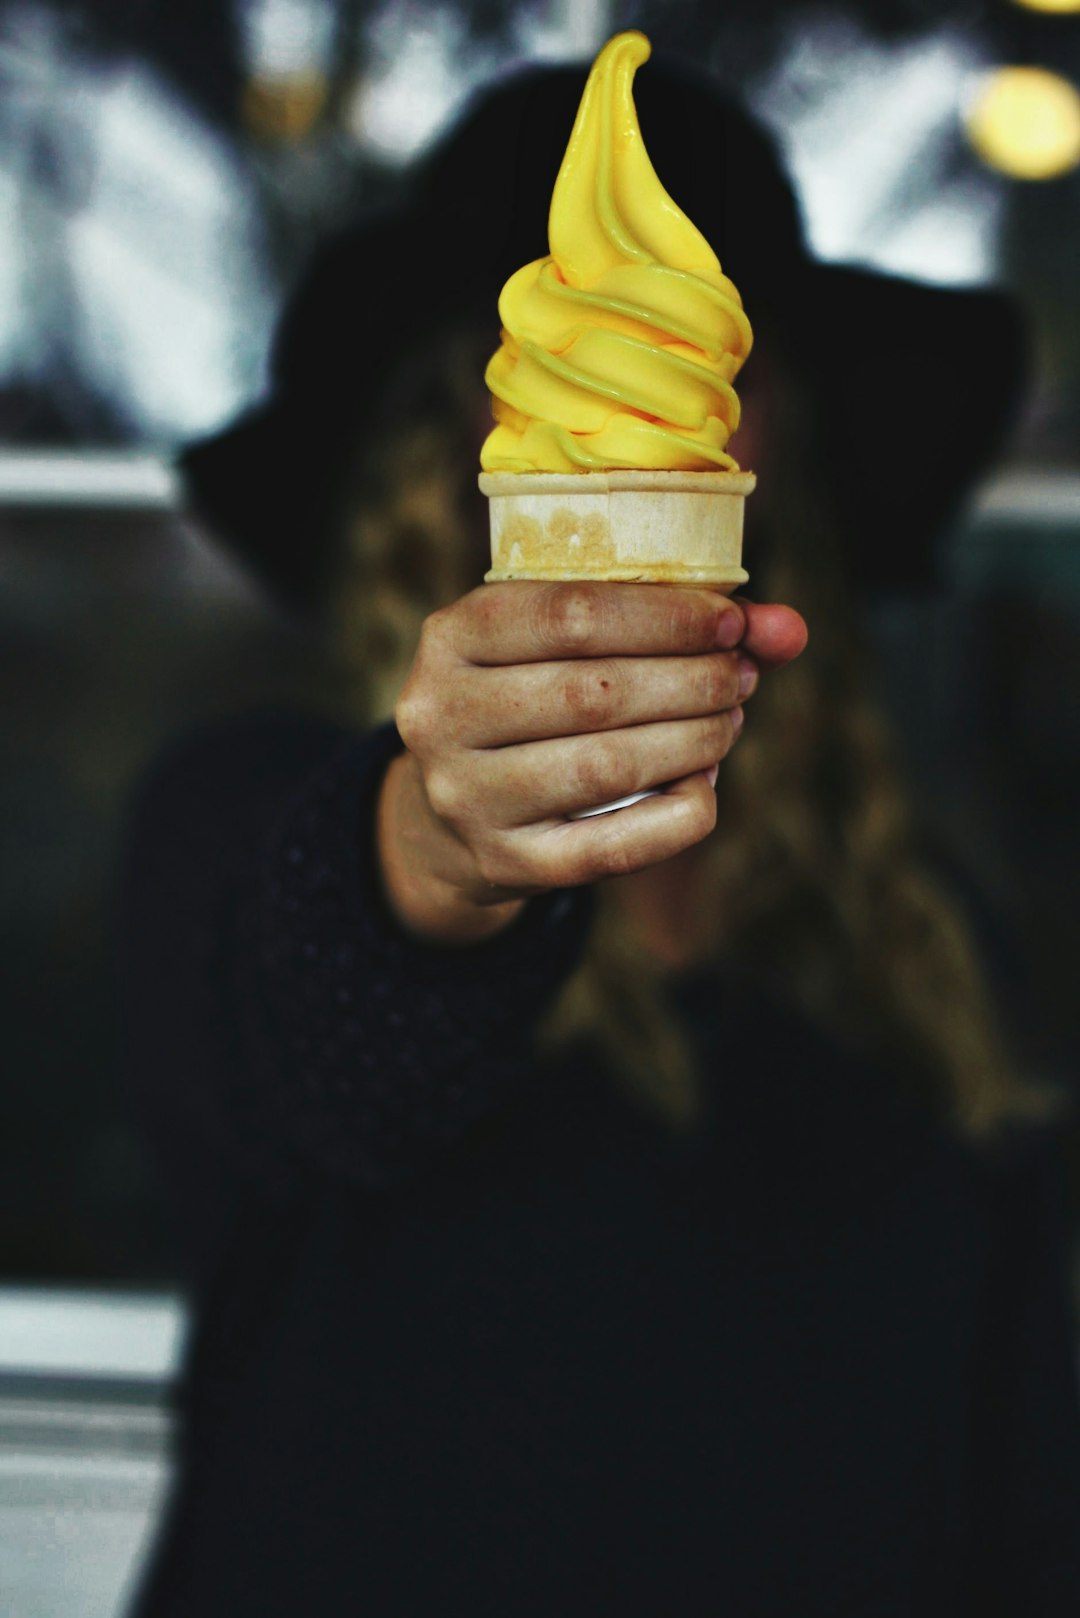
[479,469,754,591]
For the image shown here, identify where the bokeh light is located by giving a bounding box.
[966,65,1080,179]
[1010,0,1080,15]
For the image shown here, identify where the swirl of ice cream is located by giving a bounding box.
[480,31,753,474]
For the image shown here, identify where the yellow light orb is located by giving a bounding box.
[1011,0,1080,14]
[966,66,1080,179]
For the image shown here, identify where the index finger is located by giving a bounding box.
[453,581,746,666]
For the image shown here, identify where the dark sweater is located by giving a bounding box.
[121,714,1080,1618]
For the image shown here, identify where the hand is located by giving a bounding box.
[378,582,807,944]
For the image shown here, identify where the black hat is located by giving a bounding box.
[182,54,1025,610]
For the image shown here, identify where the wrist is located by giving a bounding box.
[376,752,526,945]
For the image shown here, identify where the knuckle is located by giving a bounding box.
[573,734,623,802]
[564,660,621,728]
[534,583,601,652]
[418,605,451,655]
[394,686,434,751]
[420,600,473,667]
[422,765,463,823]
[462,586,500,639]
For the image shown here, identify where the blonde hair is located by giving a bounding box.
[330,332,1053,1139]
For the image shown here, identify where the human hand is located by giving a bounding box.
[377,582,807,944]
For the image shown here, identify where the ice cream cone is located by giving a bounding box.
[479,469,754,591]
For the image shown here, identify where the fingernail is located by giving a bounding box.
[714,609,742,649]
[737,658,758,698]
[706,763,720,789]
[730,705,745,736]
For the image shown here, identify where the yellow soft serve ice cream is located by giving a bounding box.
[480,31,753,474]
[478,32,755,591]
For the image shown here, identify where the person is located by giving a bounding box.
[121,52,1080,1618]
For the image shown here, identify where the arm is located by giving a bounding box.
[122,585,805,1247]
[120,714,592,1264]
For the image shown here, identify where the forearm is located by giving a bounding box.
[124,716,591,1194]
[252,726,589,1182]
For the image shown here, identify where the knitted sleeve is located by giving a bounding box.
[120,713,591,1221]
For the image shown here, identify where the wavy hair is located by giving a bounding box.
[329,326,1052,1138]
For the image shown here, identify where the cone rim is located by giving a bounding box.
[484,564,750,585]
[478,469,756,497]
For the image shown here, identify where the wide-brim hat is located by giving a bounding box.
[182,54,1025,611]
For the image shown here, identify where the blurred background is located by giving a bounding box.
[0,1,1077,1612]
